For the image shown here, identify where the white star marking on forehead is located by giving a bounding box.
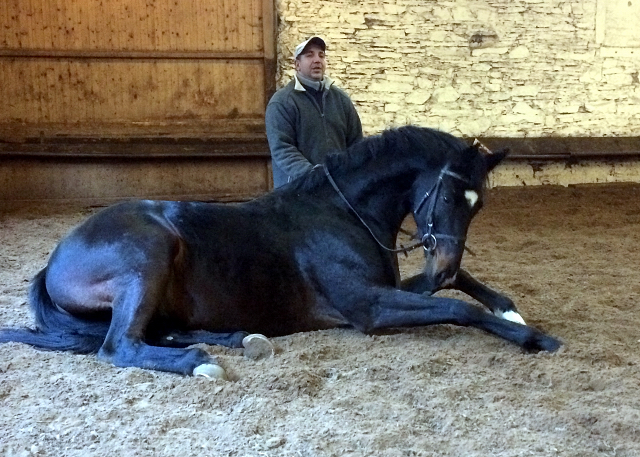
[465,190,479,208]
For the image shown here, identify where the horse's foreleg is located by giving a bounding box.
[97,278,219,376]
[352,289,560,352]
[400,273,434,294]
[401,269,526,325]
[450,269,526,325]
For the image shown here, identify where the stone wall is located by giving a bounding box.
[274,0,640,185]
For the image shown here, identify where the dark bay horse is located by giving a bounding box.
[0,126,561,377]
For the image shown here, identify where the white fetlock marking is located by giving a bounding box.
[495,310,526,326]
[193,363,227,380]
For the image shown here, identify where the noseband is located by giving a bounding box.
[323,164,470,255]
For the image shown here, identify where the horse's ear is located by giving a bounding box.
[485,147,509,172]
[472,139,509,172]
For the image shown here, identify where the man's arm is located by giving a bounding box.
[341,93,364,147]
[265,101,314,179]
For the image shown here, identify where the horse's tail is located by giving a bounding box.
[0,268,109,354]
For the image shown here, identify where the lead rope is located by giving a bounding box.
[323,165,426,255]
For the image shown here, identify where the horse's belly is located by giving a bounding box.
[179,288,348,336]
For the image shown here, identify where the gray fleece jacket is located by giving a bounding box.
[265,75,363,187]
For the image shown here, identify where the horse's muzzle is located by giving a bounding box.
[423,245,462,290]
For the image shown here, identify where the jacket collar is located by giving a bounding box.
[294,74,334,91]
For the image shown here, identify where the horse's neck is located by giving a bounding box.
[334,165,416,239]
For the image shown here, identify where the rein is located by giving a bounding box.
[323,164,469,255]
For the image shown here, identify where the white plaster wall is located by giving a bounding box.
[274,0,640,186]
[489,160,640,187]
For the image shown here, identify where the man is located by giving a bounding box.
[265,36,363,187]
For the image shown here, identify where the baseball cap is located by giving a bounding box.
[294,36,326,59]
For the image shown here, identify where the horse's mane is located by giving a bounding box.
[290,126,475,191]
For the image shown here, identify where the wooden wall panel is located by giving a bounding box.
[0,0,264,52]
[0,156,271,205]
[0,0,276,202]
[0,58,265,137]
[0,0,275,141]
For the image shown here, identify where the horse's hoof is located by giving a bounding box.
[242,334,275,360]
[540,335,562,353]
[193,363,227,380]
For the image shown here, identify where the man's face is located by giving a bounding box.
[295,44,326,81]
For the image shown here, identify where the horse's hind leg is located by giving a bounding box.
[150,331,275,361]
[150,330,247,348]
[98,276,218,376]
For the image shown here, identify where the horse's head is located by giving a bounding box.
[411,140,508,292]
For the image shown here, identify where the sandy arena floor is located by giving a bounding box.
[1,184,639,457]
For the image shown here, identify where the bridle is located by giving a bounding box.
[412,166,471,253]
[323,164,471,255]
